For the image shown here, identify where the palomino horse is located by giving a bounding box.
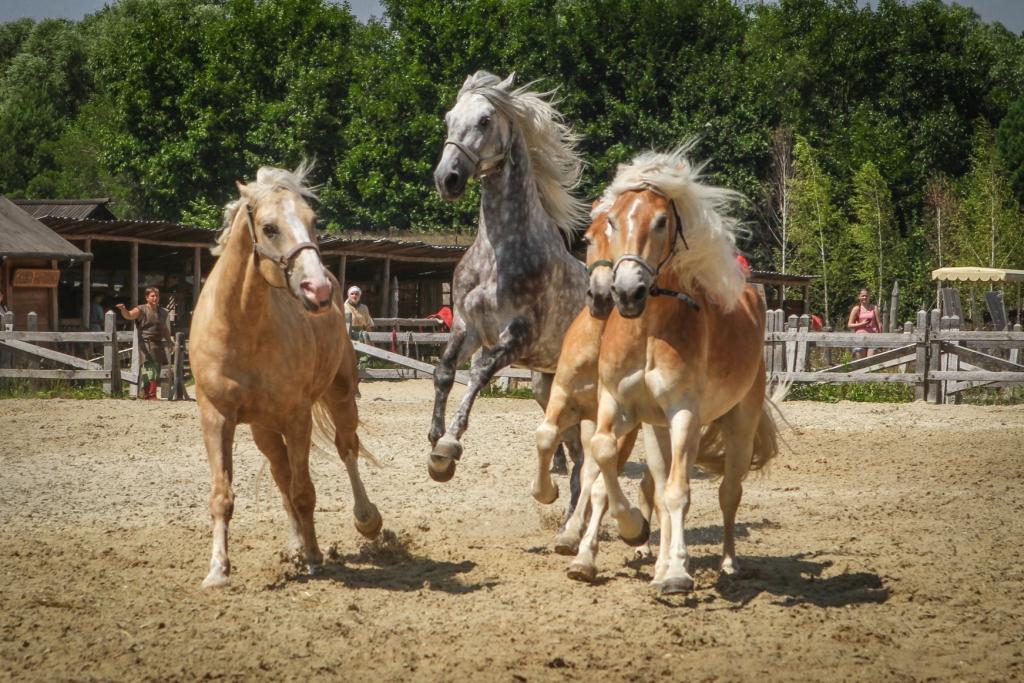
[190,165,382,588]
[531,206,658,557]
[429,71,589,512]
[583,149,782,594]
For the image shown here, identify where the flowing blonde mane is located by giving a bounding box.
[458,71,589,235]
[602,144,748,310]
[211,161,319,256]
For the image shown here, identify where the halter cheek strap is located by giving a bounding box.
[611,196,699,311]
[244,203,321,294]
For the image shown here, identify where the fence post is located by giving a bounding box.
[103,311,121,396]
[171,331,187,400]
[888,280,900,332]
[929,309,942,404]
[1012,323,1022,366]
[914,310,928,402]
[785,314,798,372]
[795,314,810,372]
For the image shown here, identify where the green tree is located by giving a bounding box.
[788,135,849,324]
[956,120,1024,268]
[850,160,899,297]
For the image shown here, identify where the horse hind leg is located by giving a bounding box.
[199,402,236,588]
[315,390,382,540]
[251,426,303,560]
[716,390,771,577]
[531,371,568,475]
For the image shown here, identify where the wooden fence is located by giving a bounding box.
[0,310,188,399]
[765,309,1024,403]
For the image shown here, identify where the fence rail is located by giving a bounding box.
[765,308,1024,403]
[0,310,188,398]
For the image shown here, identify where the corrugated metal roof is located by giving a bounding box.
[42,217,219,246]
[749,269,817,285]
[39,217,469,262]
[13,198,117,221]
[0,197,89,261]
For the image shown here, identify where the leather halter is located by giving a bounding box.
[443,93,513,177]
[244,201,321,292]
[611,187,699,311]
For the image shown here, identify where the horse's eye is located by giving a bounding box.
[479,115,491,128]
[583,235,593,245]
[262,224,279,238]
[653,215,668,232]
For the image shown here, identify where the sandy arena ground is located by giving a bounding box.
[1,380,1022,681]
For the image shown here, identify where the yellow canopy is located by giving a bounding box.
[931,267,1024,283]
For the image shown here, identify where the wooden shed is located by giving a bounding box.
[0,196,90,331]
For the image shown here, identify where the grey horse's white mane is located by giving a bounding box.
[601,144,748,310]
[211,161,319,256]
[458,71,589,235]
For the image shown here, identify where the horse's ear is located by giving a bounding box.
[498,72,515,90]
[236,181,250,199]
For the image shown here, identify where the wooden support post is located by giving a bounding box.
[929,309,941,404]
[390,275,399,318]
[772,310,785,378]
[192,246,202,312]
[338,255,347,297]
[888,280,899,333]
[50,260,59,331]
[103,310,120,396]
[27,311,37,332]
[130,240,139,307]
[82,238,92,330]
[915,310,928,402]
[968,285,976,330]
[380,256,391,317]
[1011,323,1022,366]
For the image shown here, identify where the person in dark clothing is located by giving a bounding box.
[116,287,172,399]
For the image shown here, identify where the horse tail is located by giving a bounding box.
[695,377,791,477]
[310,400,382,468]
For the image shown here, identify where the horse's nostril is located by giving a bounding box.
[634,285,648,302]
[444,172,460,191]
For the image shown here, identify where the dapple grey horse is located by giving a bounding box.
[428,71,588,518]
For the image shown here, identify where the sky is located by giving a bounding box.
[0,0,1021,33]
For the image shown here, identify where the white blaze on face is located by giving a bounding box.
[626,196,642,240]
[283,197,324,281]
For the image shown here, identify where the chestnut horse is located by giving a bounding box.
[531,206,658,557]
[585,149,782,593]
[190,165,382,588]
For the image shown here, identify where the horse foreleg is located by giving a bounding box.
[199,402,236,589]
[591,391,647,547]
[252,426,303,559]
[283,416,323,573]
[553,418,596,556]
[567,470,607,583]
[429,321,525,481]
[531,371,568,475]
[429,324,478,448]
[660,404,701,594]
[327,391,383,540]
[640,423,672,586]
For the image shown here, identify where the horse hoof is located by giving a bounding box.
[620,517,651,548]
[659,575,695,595]
[201,572,231,589]
[531,479,559,505]
[567,562,597,583]
[307,562,324,577]
[550,452,568,475]
[428,456,457,483]
[432,434,463,460]
[552,531,580,556]
[355,505,383,539]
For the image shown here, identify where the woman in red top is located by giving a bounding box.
[847,288,882,358]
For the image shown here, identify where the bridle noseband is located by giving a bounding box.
[611,188,700,311]
[244,202,321,293]
[443,93,513,178]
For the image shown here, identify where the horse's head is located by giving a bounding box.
[608,188,680,318]
[584,204,615,319]
[434,72,516,201]
[235,173,332,314]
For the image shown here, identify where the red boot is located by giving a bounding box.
[146,379,159,400]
